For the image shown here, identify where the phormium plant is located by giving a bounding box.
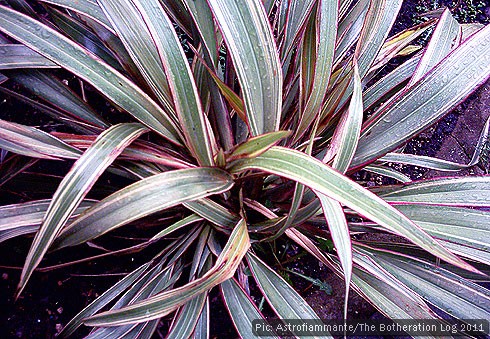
[0,0,490,337]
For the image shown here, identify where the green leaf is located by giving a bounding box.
[316,193,351,318]
[0,5,182,144]
[351,267,438,325]
[84,219,249,326]
[364,165,411,183]
[227,130,291,162]
[246,252,330,338]
[221,278,278,338]
[58,262,151,338]
[184,199,240,230]
[378,116,489,171]
[48,8,122,71]
[54,168,234,249]
[334,0,369,65]
[294,0,338,141]
[324,62,363,173]
[286,227,437,324]
[394,204,490,255]
[10,70,109,129]
[124,0,216,166]
[88,261,176,338]
[150,214,203,241]
[38,0,113,33]
[231,146,476,272]
[358,248,490,320]
[280,0,316,60]
[181,0,218,64]
[208,0,282,136]
[352,23,490,168]
[355,0,403,78]
[17,123,148,297]
[0,199,95,232]
[205,65,246,120]
[362,54,420,112]
[0,119,81,160]
[376,176,490,207]
[284,269,332,295]
[166,292,207,339]
[192,297,209,339]
[0,44,58,69]
[96,0,177,127]
[408,8,460,86]
[372,20,435,73]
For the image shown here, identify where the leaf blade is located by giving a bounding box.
[55,168,234,249]
[231,146,476,272]
[85,219,249,326]
[0,5,182,144]
[208,0,282,136]
[17,123,148,297]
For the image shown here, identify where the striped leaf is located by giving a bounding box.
[376,176,490,207]
[10,70,108,129]
[280,0,316,60]
[59,262,151,338]
[0,5,182,144]
[294,0,338,141]
[54,168,234,249]
[230,146,476,272]
[352,23,490,168]
[126,0,216,166]
[247,252,330,338]
[0,119,81,160]
[408,9,460,86]
[394,204,490,255]
[357,247,490,320]
[208,0,282,136]
[324,62,363,172]
[221,278,278,338]
[84,219,249,326]
[0,44,58,69]
[17,123,148,297]
[96,0,177,126]
[355,0,403,78]
[38,0,113,33]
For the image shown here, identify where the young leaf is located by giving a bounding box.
[227,130,291,162]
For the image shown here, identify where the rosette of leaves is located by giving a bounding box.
[0,0,490,337]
